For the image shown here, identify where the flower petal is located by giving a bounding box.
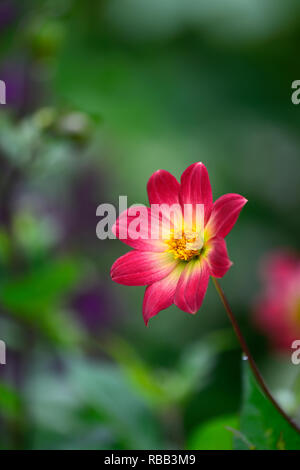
[206,237,232,278]
[147,170,182,229]
[206,193,247,238]
[147,169,180,206]
[179,162,213,225]
[111,251,178,286]
[113,206,169,251]
[174,259,210,314]
[143,264,184,325]
[260,251,298,288]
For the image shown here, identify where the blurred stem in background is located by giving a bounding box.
[212,277,300,435]
[159,405,184,450]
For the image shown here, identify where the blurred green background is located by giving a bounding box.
[0,0,299,450]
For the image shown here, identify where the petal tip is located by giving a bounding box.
[190,161,207,171]
[143,311,150,327]
[188,308,198,315]
[152,169,163,177]
[111,222,117,237]
[110,262,116,279]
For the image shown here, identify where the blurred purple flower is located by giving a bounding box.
[0,348,24,388]
[71,283,118,332]
[63,167,106,246]
[0,58,41,115]
[0,0,17,30]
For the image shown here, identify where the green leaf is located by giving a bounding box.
[106,337,216,406]
[0,257,83,346]
[0,230,12,266]
[0,257,80,317]
[0,382,22,419]
[187,414,238,450]
[106,337,168,406]
[27,357,164,450]
[235,360,300,450]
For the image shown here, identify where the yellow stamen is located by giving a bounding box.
[166,230,204,261]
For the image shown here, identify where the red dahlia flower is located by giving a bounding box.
[111,162,247,325]
[254,251,300,351]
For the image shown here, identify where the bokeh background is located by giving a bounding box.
[0,0,299,450]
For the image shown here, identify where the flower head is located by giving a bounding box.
[111,162,247,325]
[254,251,300,351]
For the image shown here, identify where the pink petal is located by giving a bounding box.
[147,170,182,228]
[113,206,169,251]
[174,259,210,314]
[147,169,180,206]
[179,162,213,225]
[143,264,184,325]
[206,193,247,238]
[111,251,178,286]
[260,251,298,288]
[206,237,232,278]
[254,297,298,351]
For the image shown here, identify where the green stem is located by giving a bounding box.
[212,277,300,435]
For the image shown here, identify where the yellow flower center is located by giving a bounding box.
[166,230,204,261]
